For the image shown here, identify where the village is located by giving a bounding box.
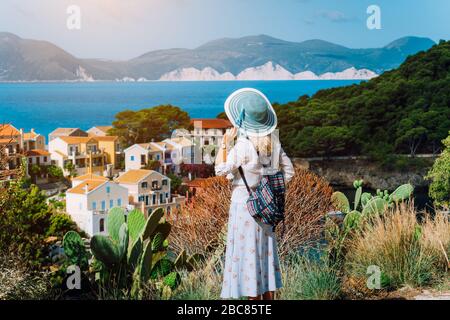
[0,119,233,236]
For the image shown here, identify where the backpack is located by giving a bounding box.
[238,166,286,232]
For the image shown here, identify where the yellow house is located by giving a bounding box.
[93,136,122,170]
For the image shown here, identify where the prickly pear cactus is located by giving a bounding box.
[151,259,173,279]
[151,233,164,251]
[362,197,388,217]
[127,209,146,244]
[107,207,126,242]
[163,271,181,290]
[331,191,350,213]
[63,231,89,269]
[343,210,362,230]
[361,192,372,207]
[389,184,414,203]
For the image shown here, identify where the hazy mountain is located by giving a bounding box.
[0,32,436,81]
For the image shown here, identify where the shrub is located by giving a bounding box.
[46,212,78,238]
[278,254,341,300]
[170,168,333,257]
[345,204,444,289]
[426,133,450,208]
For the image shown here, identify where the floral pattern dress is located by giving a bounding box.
[215,136,294,299]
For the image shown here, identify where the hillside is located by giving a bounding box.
[0,32,435,81]
[274,40,450,164]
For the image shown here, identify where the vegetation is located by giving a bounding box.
[274,40,450,159]
[426,132,450,208]
[345,204,449,289]
[110,105,191,147]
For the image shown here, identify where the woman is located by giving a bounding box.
[215,88,294,300]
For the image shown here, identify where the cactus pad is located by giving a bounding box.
[107,207,125,242]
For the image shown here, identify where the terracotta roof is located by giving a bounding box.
[0,124,20,136]
[67,179,106,195]
[25,149,50,156]
[154,141,175,151]
[72,173,109,182]
[93,126,113,133]
[115,169,154,184]
[0,138,18,144]
[23,132,39,140]
[49,128,85,136]
[191,119,232,129]
[59,136,96,144]
[167,137,193,147]
[93,136,118,142]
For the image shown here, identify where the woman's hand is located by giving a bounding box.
[223,127,238,145]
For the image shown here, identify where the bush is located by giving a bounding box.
[170,168,333,258]
[426,133,450,208]
[46,212,78,238]
[345,204,447,289]
[278,254,341,300]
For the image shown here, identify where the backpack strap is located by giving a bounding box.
[238,166,251,195]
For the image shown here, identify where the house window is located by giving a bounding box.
[162,179,168,186]
[117,198,122,207]
[101,200,106,210]
[152,181,158,189]
[131,155,135,161]
[106,186,111,193]
[28,158,32,164]
[160,194,163,204]
[141,154,146,165]
[44,156,47,162]
[152,194,156,205]
[110,199,114,208]
[92,201,97,210]
[166,193,169,199]
[99,219,105,232]
[141,182,148,189]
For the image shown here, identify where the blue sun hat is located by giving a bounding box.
[224,88,277,137]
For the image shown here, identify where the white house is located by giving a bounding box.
[87,126,113,137]
[124,143,163,172]
[190,118,232,148]
[115,169,184,215]
[66,178,129,236]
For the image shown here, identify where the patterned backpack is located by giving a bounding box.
[238,166,286,232]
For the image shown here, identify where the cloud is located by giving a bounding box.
[320,10,353,23]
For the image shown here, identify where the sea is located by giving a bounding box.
[0,80,361,139]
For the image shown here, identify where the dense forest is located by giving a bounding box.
[272,40,450,161]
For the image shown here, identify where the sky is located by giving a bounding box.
[0,0,449,60]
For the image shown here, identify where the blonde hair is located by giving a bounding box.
[249,135,272,155]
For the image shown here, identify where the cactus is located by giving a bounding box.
[331,191,350,213]
[163,271,181,290]
[362,197,388,217]
[389,183,414,203]
[343,210,362,231]
[361,192,372,207]
[353,180,363,211]
[151,259,173,279]
[89,207,175,298]
[63,231,89,269]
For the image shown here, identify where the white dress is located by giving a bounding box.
[215,136,294,299]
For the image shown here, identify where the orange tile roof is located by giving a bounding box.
[72,173,109,182]
[93,136,118,142]
[0,138,18,144]
[115,169,153,184]
[23,132,39,140]
[59,136,96,144]
[93,126,113,133]
[25,149,50,156]
[0,124,20,136]
[67,179,106,194]
[191,119,232,129]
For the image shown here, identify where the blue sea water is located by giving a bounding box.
[0,80,360,139]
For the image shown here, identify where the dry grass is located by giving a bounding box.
[278,167,333,256]
[345,203,449,289]
[169,176,231,254]
[421,211,450,270]
[170,168,333,258]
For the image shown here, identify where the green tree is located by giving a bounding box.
[167,173,182,194]
[110,105,191,147]
[47,165,63,180]
[64,162,76,177]
[426,133,450,208]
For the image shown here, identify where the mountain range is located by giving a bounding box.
[0,32,436,81]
